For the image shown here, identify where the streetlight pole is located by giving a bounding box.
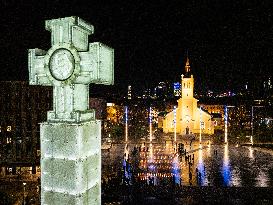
[224,106,228,144]
[224,105,235,144]
[199,106,202,144]
[174,106,177,142]
[125,106,128,142]
[23,182,26,205]
[251,105,263,144]
[149,107,153,142]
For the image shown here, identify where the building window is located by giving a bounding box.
[7,137,12,144]
[7,126,12,132]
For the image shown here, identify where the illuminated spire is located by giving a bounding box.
[185,50,191,74]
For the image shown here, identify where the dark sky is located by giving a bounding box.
[0,0,273,93]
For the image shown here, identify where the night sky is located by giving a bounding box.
[0,0,273,93]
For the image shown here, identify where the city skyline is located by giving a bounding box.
[1,6,273,204]
[0,1,273,93]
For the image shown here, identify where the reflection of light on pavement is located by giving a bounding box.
[198,144,203,163]
[147,143,158,185]
[171,154,181,185]
[256,170,268,187]
[174,106,177,142]
[207,141,211,157]
[174,142,177,153]
[149,107,153,142]
[124,144,129,160]
[149,143,153,162]
[230,167,241,186]
[110,142,273,188]
[165,141,172,154]
[249,146,254,159]
[224,106,228,143]
[125,106,128,142]
[197,144,206,185]
[222,144,231,186]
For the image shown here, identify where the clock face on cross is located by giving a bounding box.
[49,48,75,81]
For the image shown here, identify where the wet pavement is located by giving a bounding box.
[102,140,273,204]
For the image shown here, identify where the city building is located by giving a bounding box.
[0,81,52,177]
[163,57,214,135]
[199,104,225,130]
[154,82,167,99]
[0,82,110,177]
[128,85,132,100]
[89,98,107,120]
[174,82,181,97]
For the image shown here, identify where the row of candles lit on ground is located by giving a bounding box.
[137,172,180,179]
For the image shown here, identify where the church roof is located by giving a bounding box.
[198,106,212,116]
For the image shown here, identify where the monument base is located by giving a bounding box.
[40,120,101,205]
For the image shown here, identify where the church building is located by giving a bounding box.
[163,57,214,135]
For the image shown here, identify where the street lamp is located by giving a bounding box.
[23,182,26,205]
[149,107,153,142]
[199,106,202,144]
[251,105,264,144]
[224,105,235,144]
[174,106,177,142]
[125,106,128,142]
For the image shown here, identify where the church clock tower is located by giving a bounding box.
[177,56,197,134]
[163,53,214,136]
[181,56,194,99]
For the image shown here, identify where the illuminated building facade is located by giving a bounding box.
[199,104,225,130]
[128,85,132,100]
[174,82,181,97]
[163,57,214,135]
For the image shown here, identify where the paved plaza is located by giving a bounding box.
[102,138,273,204]
[1,138,273,204]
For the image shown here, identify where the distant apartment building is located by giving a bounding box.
[0,81,52,176]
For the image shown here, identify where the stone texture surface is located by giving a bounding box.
[40,120,101,205]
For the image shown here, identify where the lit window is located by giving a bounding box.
[7,137,12,144]
[7,126,12,132]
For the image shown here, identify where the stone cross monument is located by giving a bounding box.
[28,16,114,204]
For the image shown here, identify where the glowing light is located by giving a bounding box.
[7,126,11,132]
[149,107,153,142]
[197,144,206,185]
[125,106,128,142]
[171,154,181,184]
[174,106,177,142]
[173,82,181,96]
[256,170,268,187]
[124,143,129,160]
[224,106,228,143]
[199,106,202,143]
[149,143,153,161]
[222,144,231,186]
[249,146,254,159]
